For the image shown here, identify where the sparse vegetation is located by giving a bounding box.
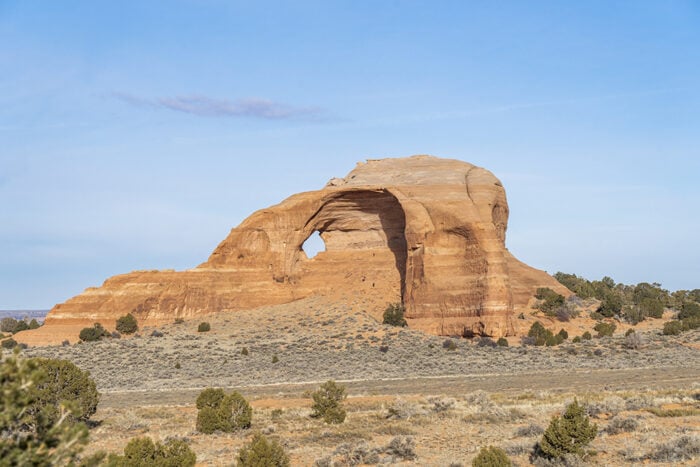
[237,432,290,467]
[311,380,347,424]
[0,351,90,465]
[33,357,100,424]
[11,294,699,465]
[105,436,196,466]
[527,322,564,347]
[443,338,458,351]
[79,323,109,342]
[534,288,565,316]
[2,337,18,349]
[197,322,211,333]
[593,322,616,337]
[472,445,512,466]
[196,388,252,433]
[537,399,597,460]
[116,313,138,334]
[0,317,35,334]
[382,303,407,327]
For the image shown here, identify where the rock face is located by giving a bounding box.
[39,156,569,340]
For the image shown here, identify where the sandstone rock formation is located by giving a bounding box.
[29,156,569,342]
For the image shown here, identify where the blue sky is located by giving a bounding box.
[1,1,699,309]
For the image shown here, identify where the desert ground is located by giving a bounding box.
[21,297,700,466]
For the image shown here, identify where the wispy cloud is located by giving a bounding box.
[112,92,327,121]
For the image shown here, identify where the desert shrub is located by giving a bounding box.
[271,355,279,363]
[174,318,184,324]
[241,347,249,356]
[679,301,700,320]
[196,388,252,433]
[496,337,508,347]
[311,380,347,424]
[384,435,417,460]
[150,330,163,337]
[383,302,407,327]
[544,334,564,347]
[593,322,616,338]
[386,397,424,420]
[28,319,41,329]
[597,293,622,317]
[557,329,568,340]
[555,307,572,322]
[527,322,556,346]
[638,298,664,319]
[2,338,18,349]
[472,445,512,466]
[106,436,196,466]
[197,322,211,333]
[571,336,581,343]
[647,435,700,462]
[535,288,566,316]
[604,416,640,435]
[196,388,226,409]
[589,311,604,321]
[0,317,19,333]
[663,321,683,336]
[683,315,700,330]
[115,313,138,334]
[624,331,642,350]
[79,323,108,342]
[623,306,646,324]
[236,433,290,467]
[537,399,597,460]
[33,358,100,424]
[429,396,456,413]
[516,424,544,437]
[581,331,592,340]
[553,272,596,299]
[478,337,496,348]
[0,351,90,465]
[443,338,458,350]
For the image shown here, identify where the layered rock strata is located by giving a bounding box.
[36,156,569,340]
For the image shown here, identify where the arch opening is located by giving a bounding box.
[294,190,408,306]
[301,230,326,259]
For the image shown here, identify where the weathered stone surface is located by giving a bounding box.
[26,156,569,343]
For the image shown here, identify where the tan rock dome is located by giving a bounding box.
[25,156,569,344]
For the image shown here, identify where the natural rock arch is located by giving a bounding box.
[24,155,573,345]
[290,189,408,303]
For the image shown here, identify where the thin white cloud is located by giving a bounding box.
[112,92,327,120]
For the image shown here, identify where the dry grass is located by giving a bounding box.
[22,297,700,394]
[14,297,700,465]
[76,387,700,466]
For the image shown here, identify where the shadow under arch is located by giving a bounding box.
[293,189,408,301]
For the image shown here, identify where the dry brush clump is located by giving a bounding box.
[314,435,416,466]
[646,435,700,463]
